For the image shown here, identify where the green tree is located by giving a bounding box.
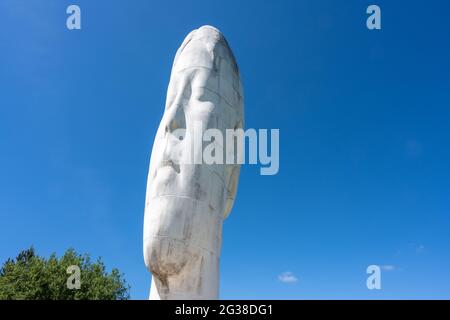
[0,247,130,300]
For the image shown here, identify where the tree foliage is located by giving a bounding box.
[0,247,130,300]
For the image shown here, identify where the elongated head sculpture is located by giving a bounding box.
[143,25,243,299]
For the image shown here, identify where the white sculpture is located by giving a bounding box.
[143,25,244,300]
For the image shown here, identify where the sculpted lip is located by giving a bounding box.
[160,159,180,173]
[151,159,180,183]
[161,159,174,167]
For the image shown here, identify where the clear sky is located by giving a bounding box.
[1,0,450,299]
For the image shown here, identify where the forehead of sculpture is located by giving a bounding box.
[173,27,241,85]
[168,27,243,117]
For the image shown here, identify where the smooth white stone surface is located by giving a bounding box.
[143,25,244,300]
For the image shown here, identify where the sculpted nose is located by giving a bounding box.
[165,103,186,137]
[162,103,186,169]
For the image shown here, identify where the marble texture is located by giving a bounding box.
[143,25,244,300]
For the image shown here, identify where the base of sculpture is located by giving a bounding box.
[149,249,220,300]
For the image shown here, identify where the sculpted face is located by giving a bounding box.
[143,26,243,299]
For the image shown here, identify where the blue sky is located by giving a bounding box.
[1,0,450,299]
